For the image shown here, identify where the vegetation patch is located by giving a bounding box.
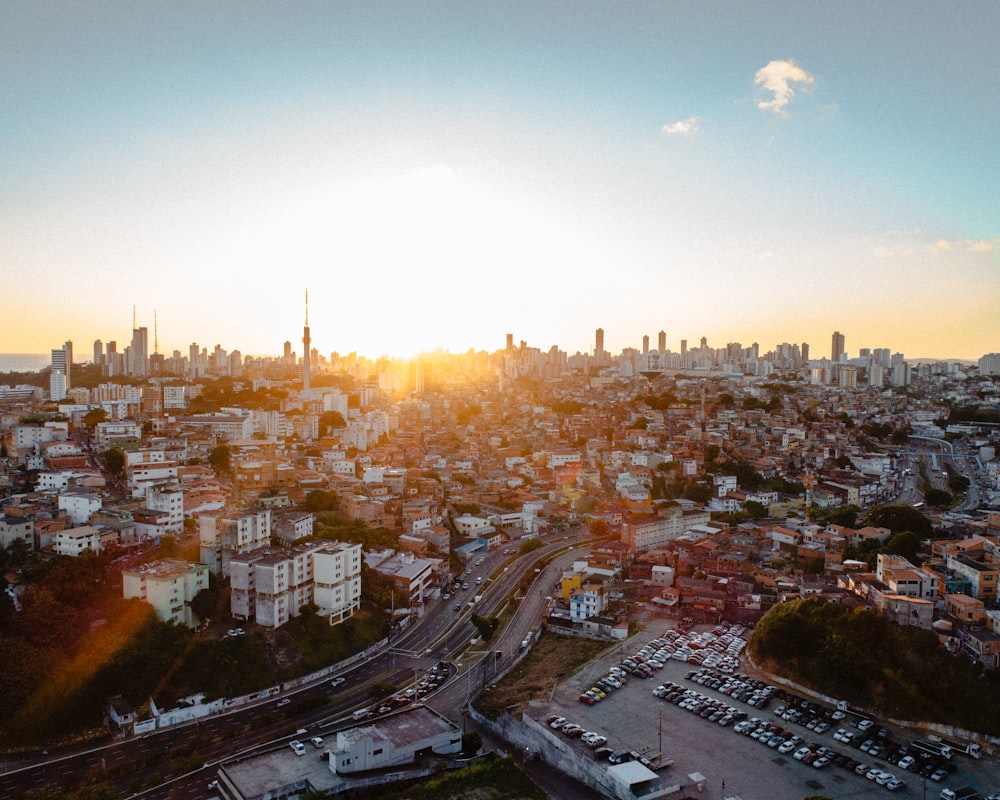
[749,597,1000,735]
[473,629,611,720]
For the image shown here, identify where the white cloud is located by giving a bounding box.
[754,59,815,115]
[933,238,998,253]
[661,116,701,136]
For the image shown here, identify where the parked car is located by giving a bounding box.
[289,741,306,756]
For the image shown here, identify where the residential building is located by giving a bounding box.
[53,525,102,556]
[122,558,210,627]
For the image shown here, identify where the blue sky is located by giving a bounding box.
[2,1,997,361]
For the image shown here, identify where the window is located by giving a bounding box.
[373,748,382,755]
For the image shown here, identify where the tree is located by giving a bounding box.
[865,505,933,538]
[304,489,338,512]
[190,581,220,625]
[208,445,232,475]
[318,410,346,437]
[82,408,109,428]
[588,519,611,538]
[881,531,922,563]
[471,613,500,642]
[103,448,125,477]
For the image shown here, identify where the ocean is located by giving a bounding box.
[0,354,49,374]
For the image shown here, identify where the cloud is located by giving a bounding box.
[933,238,998,253]
[754,59,815,115]
[661,116,701,136]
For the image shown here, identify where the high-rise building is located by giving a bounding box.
[129,327,148,377]
[505,333,514,351]
[595,328,604,354]
[831,331,845,363]
[801,342,809,363]
[50,341,72,389]
[642,335,649,354]
[658,330,666,352]
[93,339,103,366]
[302,290,311,391]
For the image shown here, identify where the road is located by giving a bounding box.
[0,531,588,799]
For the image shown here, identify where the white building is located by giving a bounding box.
[58,492,103,525]
[199,508,272,577]
[53,525,102,556]
[122,558,210,627]
[230,541,362,629]
[146,484,185,535]
[330,706,461,775]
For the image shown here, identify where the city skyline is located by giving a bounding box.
[2,2,998,360]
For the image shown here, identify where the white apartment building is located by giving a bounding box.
[54,525,102,556]
[569,582,609,622]
[548,449,582,469]
[622,507,712,554]
[36,471,72,492]
[314,541,363,624]
[146,485,185,535]
[58,492,103,525]
[13,424,56,453]
[95,421,141,448]
[122,558,210,627]
[230,541,361,629]
[199,508,272,577]
[129,462,179,497]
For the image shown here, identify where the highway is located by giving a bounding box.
[0,530,588,799]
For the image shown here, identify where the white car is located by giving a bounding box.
[310,736,324,748]
[289,740,306,756]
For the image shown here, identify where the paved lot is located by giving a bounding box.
[534,619,1000,800]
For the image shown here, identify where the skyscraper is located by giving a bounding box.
[50,340,72,389]
[642,335,649,354]
[832,331,845,363]
[302,290,311,391]
[658,330,666,352]
[129,327,148,377]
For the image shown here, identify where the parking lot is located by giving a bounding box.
[537,620,1000,800]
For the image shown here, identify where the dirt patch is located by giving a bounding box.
[261,629,302,671]
[474,630,612,720]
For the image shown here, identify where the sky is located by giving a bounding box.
[2,1,998,363]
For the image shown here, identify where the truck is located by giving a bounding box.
[939,788,980,800]
[912,738,953,760]
[930,735,983,759]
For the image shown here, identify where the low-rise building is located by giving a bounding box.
[53,525,102,556]
[330,705,462,775]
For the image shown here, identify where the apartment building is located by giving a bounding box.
[145,484,185,535]
[53,525,102,556]
[57,492,103,525]
[122,558,210,627]
[230,541,362,629]
[199,508,272,577]
[622,506,712,554]
[569,582,609,622]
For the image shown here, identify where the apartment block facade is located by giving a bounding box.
[230,541,362,629]
[122,558,210,627]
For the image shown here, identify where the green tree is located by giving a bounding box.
[207,445,232,475]
[82,408,109,428]
[103,447,125,477]
[304,489,338,512]
[190,580,220,625]
[865,505,933,537]
[470,613,500,642]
